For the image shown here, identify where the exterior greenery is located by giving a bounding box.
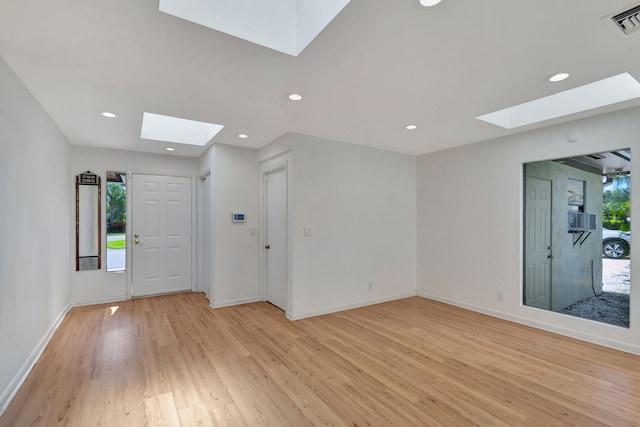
[107,182,126,233]
[602,175,631,231]
[107,239,126,249]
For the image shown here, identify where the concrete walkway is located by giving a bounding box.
[602,258,630,294]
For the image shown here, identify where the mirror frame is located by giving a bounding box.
[76,171,102,271]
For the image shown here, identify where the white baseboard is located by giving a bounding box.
[417,291,640,356]
[0,300,73,417]
[210,296,260,309]
[287,291,417,321]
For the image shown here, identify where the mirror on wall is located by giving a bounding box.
[76,171,101,271]
[106,171,126,272]
[523,149,631,328]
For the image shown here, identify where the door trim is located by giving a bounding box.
[259,155,292,316]
[197,170,212,300]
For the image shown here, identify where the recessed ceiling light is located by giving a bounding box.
[238,134,249,139]
[547,72,570,83]
[289,93,303,101]
[405,124,417,130]
[420,0,442,6]
[165,147,175,152]
[102,112,117,118]
[140,112,224,146]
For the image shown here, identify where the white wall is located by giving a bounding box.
[0,57,71,414]
[69,146,198,305]
[198,144,261,307]
[259,133,417,319]
[417,107,640,354]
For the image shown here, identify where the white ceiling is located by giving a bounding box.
[1,0,640,158]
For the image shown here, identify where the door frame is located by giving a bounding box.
[125,171,196,300]
[259,155,292,316]
[197,170,212,300]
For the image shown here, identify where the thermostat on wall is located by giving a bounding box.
[232,212,246,223]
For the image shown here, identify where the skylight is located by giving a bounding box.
[477,73,640,129]
[140,112,223,146]
[159,0,351,56]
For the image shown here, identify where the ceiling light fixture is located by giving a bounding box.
[420,0,442,6]
[238,134,248,139]
[405,125,417,130]
[288,93,303,101]
[101,112,117,118]
[547,72,570,83]
[165,147,175,151]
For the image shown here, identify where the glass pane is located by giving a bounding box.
[106,171,127,272]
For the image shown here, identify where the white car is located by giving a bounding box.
[602,228,631,259]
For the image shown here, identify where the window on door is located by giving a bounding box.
[106,171,126,272]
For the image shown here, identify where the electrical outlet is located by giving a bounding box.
[368,282,373,290]
[497,291,504,302]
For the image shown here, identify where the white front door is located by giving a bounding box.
[131,174,192,297]
[525,177,552,309]
[265,168,288,310]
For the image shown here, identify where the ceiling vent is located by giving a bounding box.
[611,4,640,36]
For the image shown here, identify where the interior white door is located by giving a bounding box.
[131,174,192,297]
[525,177,552,309]
[265,168,288,310]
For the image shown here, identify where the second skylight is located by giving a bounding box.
[477,73,640,129]
[140,112,223,146]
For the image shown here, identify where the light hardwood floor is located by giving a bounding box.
[1,293,639,426]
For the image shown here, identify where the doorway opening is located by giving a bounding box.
[262,163,289,313]
[523,149,631,327]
